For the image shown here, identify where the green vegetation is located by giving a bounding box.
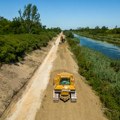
[0,4,61,63]
[0,32,58,63]
[64,31,120,120]
[72,26,120,45]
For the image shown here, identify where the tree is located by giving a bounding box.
[95,26,100,30]
[18,4,41,33]
[9,17,23,34]
[101,26,108,30]
[0,16,11,34]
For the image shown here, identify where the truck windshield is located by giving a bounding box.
[60,78,70,85]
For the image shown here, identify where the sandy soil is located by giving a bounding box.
[0,36,56,118]
[35,43,107,120]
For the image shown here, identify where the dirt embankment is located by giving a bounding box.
[35,43,107,120]
[0,34,61,120]
[0,37,56,117]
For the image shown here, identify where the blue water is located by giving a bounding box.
[74,34,120,60]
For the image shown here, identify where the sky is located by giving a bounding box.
[0,0,120,29]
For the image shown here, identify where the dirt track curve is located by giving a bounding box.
[1,34,107,120]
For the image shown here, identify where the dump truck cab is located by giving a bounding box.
[53,72,77,102]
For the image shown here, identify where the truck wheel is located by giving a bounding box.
[53,90,59,102]
[71,92,77,102]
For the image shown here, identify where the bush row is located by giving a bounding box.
[0,31,58,63]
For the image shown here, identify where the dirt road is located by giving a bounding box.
[1,34,107,120]
[35,43,107,120]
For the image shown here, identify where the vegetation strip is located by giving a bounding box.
[72,26,120,46]
[64,31,120,120]
[0,32,59,63]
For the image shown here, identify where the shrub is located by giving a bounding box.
[0,31,58,63]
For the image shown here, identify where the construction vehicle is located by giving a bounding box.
[60,35,65,43]
[53,72,77,102]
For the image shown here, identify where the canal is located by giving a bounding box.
[74,34,120,59]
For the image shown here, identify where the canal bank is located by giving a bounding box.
[74,34,120,60]
[64,31,120,120]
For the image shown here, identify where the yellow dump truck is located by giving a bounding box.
[53,72,77,102]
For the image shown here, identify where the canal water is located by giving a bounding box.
[74,34,120,60]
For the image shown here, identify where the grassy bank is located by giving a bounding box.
[0,31,58,63]
[64,31,120,120]
[73,30,120,46]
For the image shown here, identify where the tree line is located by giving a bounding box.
[72,26,120,35]
[0,4,61,63]
[71,26,120,45]
[0,4,61,34]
